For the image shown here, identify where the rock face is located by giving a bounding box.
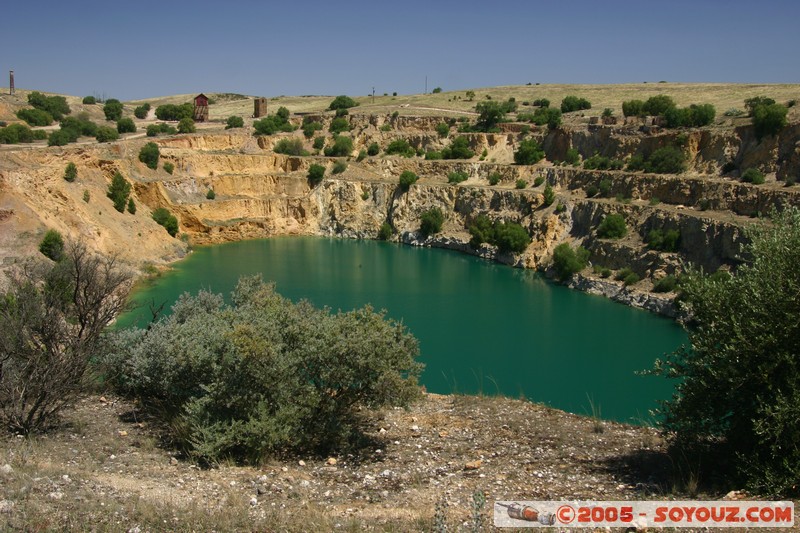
[2,117,798,315]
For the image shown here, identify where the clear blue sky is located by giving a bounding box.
[2,0,798,101]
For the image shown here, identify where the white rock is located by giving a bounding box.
[0,500,13,514]
[249,497,258,507]
[298,460,306,467]
[0,464,13,476]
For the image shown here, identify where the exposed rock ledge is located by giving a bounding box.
[567,275,678,317]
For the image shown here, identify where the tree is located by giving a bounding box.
[107,172,131,213]
[398,171,418,192]
[542,183,555,206]
[273,138,307,156]
[127,198,136,214]
[307,164,325,185]
[82,96,96,105]
[302,120,322,138]
[178,117,196,134]
[514,139,545,165]
[17,108,53,127]
[139,142,160,170]
[163,162,175,175]
[27,91,70,120]
[441,136,474,159]
[436,122,450,137]
[653,208,800,496]
[38,229,64,261]
[465,90,476,101]
[493,222,530,253]
[116,117,136,134]
[645,146,686,174]
[752,103,788,140]
[329,117,350,134]
[432,87,442,94]
[101,277,421,463]
[155,103,194,121]
[134,103,151,119]
[64,162,78,183]
[552,242,589,281]
[103,99,124,121]
[367,142,380,156]
[323,136,353,157]
[419,208,444,237]
[385,139,415,157]
[328,95,358,111]
[0,242,131,434]
[95,126,119,143]
[642,94,676,116]
[560,96,591,113]
[622,99,645,117]
[206,189,216,200]
[475,101,506,131]
[378,222,392,240]
[226,116,244,129]
[597,213,627,239]
[151,207,179,236]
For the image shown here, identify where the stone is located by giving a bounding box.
[464,460,482,470]
[117,430,128,437]
[249,497,258,506]
[0,500,13,514]
[298,460,306,467]
[0,464,13,476]
[326,457,337,466]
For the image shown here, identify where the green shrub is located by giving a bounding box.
[378,222,392,240]
[146,123,177,137]
[552,242,589,281]
[564,148,580,165]
[646,146,686,174]
[664,103,716,128]
[107,172,131,213]
[61,115,98,138]
[542,183,555,206]
[134,103,151,119]
[741,168,765,184]
[584,154,624,171]
[307,164,325,185]
[652,275,678,293]
[623,272,640,285]
[432,87,442,94]
[560,96,591,113]
[102,277,421,463]
[82,96,96,105]
[533,176,545,187]
[647,228,681,252]
[83,190,90,202]
[151,207,179,236]
[95,126,119,143]
[598,178,612,197]
[468,215,494,248]
[47,129,72,147]
[448,171,468,184]
[103,99,124,121]
[488,172,501,185]
[419,208,444,237]
[163,162,175,174]
[127,198,136,214]
[642,95,676,116]
[585,184,599,197]
[117,117,136,134]
[328,95,358,111]
[0,123,35,144]
[38,229,64,261]
[177,117,196,134]
[441,136,474,159]
[17,108,53,126]
[253,112,295,135]
[226,116,244,129]
[436,122,450,137]
[555,202,567,214]
[324,136,353,157]
[515,179,526,189]
[398,171,418,191]
[385,139,415,157]
[474,101,506,131]
[425,150,442,160]
[622,99,645,117]
[273,138,308,156]
[138,142,160,169]
[593,264,611,278]
[367,142,380,156]
[335,108,348,118]
[356,149,367,162]
[27,91,70,120]
[329,117,350,134]
[313,136,326,150]
[752,103,788,139]
[513,139,545,165]
[615,267,635,281]
[597,213,627,239]
[532,98,550,107]
[64,162,78,182]
[493,221,530,253]
[154,103,194,121]
[206,189,216,200]
[301,120,322,138]
[332,160,347,174]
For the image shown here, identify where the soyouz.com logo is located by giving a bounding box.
[493,500,794,528]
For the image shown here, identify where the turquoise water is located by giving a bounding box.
[118,237,687,423]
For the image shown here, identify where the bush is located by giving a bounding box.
[95,126,119,143]
[82,190,90,203]
[328,95,358,111]
[116,117,136,134]
[313,136,326,150]
[622,272,640,285]
[1,241,131,434]
[425,150,442,160]
[253,113,295,135]
[154,103,194,121]
[138,142,160,169]
[385,139,415,157]
[744,96,776,115]
[488,172,501,185]
[419,208,444,237]
[652,208,800,496]
[647,228,681,252]
[332,160,347,174]
[564,148,580,165]
[398,171,418,192]
[177,117,196,134]
[448,171,468,184]
[273,138,308,156]
[560,96,591,113]
[102,277,421,463]
[493,222,530,253]
[432,87,442,94]
[39,229,65,261]
[17,108,53,126]
[329,117,350,134]
[226,116,244,129]
[64,162,77,182]
[597,213,627,239]
[515,179,527,190]
[103,99,124,121]
[584,154,624,171]
[146,123,176,137]
[542,183,555,206]
[741,167,765,184]
[82,96,96,105]
[642,95,676,116]
[378,222,392,240]
[467,215,494,248]
[61,115,98,138]
[622,99,645,117]
[47,129,71,147]
[585,184,599,197]
[107,172,131,213]
[27,91,70,120]
[367,142,380,156]
[302,120,322,138]
[127,198,136,214]
[307,164,325,185]
[646,146,686,174]
[324,136,353,157]
[614,267,635,281]
[664,104,716,128]
[356,150,367,162]
[206,189,216,200]
[474,101,506,131]
[163,162,174,174]
[652,275,678,293]
[133,103,151,119]
[533,176,545,187]
[552,242,589,281]
[436,122,450,137]
[752,102,788,139]
[513,139,545,165]
[0,124,35,144]
[151,207,179,236]
[532,98,550,107]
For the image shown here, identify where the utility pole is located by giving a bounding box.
[372,86,375,104]
[9,70,14,95]
[425,76,427,95]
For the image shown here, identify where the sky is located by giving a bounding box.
[2,0,799,101]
